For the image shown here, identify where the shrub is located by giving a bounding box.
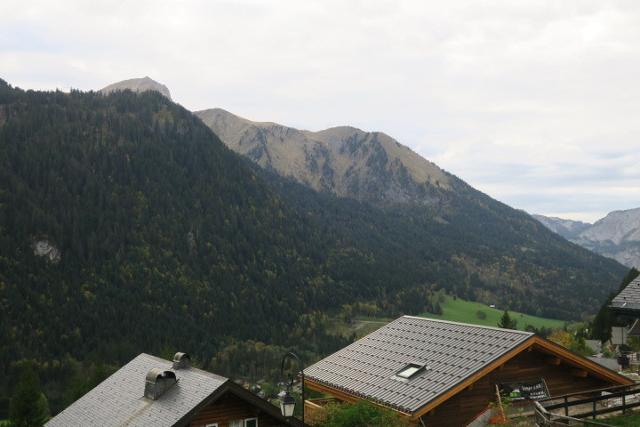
[318,401,409,427]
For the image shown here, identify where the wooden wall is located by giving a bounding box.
[422,347,612,427]
[188,391,288,427]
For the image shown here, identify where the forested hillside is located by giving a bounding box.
[0,79,627,416]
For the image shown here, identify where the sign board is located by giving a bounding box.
[498,378,550,401]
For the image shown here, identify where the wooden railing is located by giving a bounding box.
[534,401,613,426]
[534,383,640,426]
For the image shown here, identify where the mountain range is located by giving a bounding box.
[0,76,629,415]
[534,209,640,268]
[192,88,640,273]
[89,77,628,319]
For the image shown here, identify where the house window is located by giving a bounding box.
[230,421,242,427]
[245,418,258,427]
[396,363,426,379]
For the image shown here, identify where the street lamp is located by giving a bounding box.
[280,351,305,424]
[280,389,296,418]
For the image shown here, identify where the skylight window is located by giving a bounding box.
[396,363,426,379]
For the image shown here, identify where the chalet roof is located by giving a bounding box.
[47,353,304,427]
[611,278,640,312]
[304,316,534,414]
[47,353,227,427]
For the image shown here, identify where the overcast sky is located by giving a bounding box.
[2,0,639,222]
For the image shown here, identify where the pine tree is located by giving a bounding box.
[498,310,518,330]
[9,365,50,427]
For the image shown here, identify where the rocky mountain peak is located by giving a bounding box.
[579,208,640,245]
[100,76,172,100]
[195,108,451,204]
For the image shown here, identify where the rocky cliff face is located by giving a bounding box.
[195,108,451,205]
[100,76,172,100]
[579,208,640,245]
[534,209,640,268]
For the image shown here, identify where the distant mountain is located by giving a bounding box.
[531,215,591,240]
[534,209,640,268]
[100,76,172,100]
[195,108,450,205]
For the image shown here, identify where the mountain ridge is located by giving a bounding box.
[195,107,451,205]
[535,209,640,268]
[532,214,591,239]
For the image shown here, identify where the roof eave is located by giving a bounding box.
[304,377,414,417]
[173,380,305,427]
[609,304,640,316]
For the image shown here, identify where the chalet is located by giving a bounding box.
[607,277,640,367]
[608,277,640,347]
[610,277,640,316]
[46,352,303,427]
[304,316,633,426]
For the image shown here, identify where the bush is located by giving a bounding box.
[476,310,487,320]
[318,401,409,427]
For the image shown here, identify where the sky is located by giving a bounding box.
[2,0,639,222]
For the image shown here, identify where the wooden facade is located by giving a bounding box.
[188,390,289,427]
[422,345,611,426]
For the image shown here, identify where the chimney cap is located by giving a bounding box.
[144,369,177,400]
[173,352,191,369]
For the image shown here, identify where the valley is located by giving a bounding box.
[0,77,630,422]
[4,2,640,425]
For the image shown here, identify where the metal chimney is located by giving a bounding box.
[172,352,191,370]
[144,368,177,400]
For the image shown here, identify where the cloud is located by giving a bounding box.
[1,0,639,222]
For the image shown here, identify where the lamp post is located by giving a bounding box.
[280,351,305,424]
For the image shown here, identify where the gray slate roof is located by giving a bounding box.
[46,353,227,427]
[304,316,533,414]
[611,278,640,312]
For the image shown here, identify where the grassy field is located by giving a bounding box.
[419,296,567,331]
[335,295,569,340]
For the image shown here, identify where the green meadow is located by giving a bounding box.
[419,296,567,331]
